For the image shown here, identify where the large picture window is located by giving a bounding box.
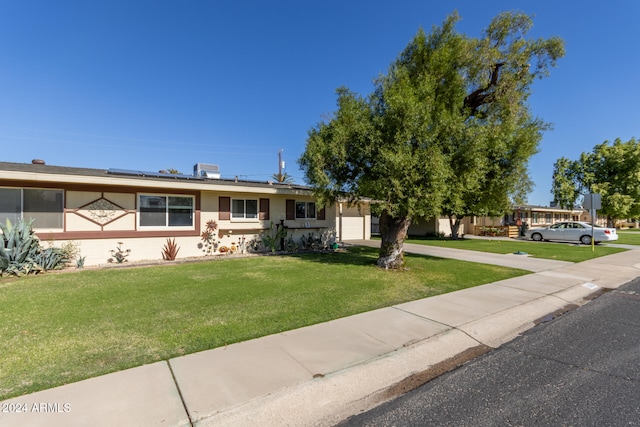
[0,187,63,229]
[139,194,194,228]
[295,201,316,219]
[231,199,258,219]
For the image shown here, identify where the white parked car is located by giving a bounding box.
[525,221,618,245]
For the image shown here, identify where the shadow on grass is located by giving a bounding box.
[286,246,379,266]
[406,235,473,242]
[286,245,449,267]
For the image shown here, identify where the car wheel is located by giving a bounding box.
[531,233,543,242]
[580,235,592,245]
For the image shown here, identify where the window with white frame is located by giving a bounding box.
[0,187,64,229]
[231,199,258,220]
[139,194,194,228]
[532,212,539,224]
[295,201,316,219]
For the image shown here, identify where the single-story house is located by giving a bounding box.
[479,205,593,229]
[372,204,594,238]
[370,216,472,237]
[405,217,471,237]
[0,161,371,266]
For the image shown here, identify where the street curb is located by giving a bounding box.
[196,329,480,426]
[196,281,612,426]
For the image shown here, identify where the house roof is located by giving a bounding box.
[0,161,312,195]
[513,204,585,213]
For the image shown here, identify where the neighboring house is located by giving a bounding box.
[371,204,594,239]
[0,161,371,266]
[406,216,471,237]
[371,216,471,237]
[471,204,597,233]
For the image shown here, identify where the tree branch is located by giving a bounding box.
[463,62,504,115]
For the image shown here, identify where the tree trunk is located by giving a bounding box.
[377,210,412,269]
[448,215,463,240]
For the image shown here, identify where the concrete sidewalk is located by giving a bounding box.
[1,246,639,427]
[347,239,573,272]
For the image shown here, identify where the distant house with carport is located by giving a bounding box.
[372,204,593,238]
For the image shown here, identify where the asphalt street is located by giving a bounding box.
[338,278,640,427]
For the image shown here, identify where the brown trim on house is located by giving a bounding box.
[259,198,270,220]
[219,196,230,220]
[36,190,202,239]
[36,229,200,240]
[0,183,201,202]
[286,226,329,231]
[68,208,135,229]
[68,193,132,229]
[317,206,326,220]
[286,199,295,220]
[0,180,205,194]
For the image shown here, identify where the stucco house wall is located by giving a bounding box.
[406,217,465,238]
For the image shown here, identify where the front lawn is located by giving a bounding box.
[0,246,527,401]
[615,229,640,245]
[403,237,626,263]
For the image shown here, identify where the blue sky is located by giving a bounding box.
[1,1,638,206]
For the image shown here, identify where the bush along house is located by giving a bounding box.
[0,160,371,267]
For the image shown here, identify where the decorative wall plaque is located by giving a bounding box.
[82,198,124,225]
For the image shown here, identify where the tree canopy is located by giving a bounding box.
[299,11,564,268]
[552,137,640,225]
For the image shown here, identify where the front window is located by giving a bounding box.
[0,188,21,225]
[296,202,316,219]
[0,187,63,229]
[231,199,258,219]
[139,194,194,228]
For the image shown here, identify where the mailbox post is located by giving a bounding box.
[583,193,602,251]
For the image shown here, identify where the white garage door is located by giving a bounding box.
[341,216,365,240]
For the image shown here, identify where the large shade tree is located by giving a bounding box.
[299,11,564,268]
[552,138,640,226]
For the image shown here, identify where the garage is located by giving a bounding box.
[337,203,371,241]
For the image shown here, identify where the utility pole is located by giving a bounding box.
[278,149,284,181]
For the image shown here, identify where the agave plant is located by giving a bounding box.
[34,247,68,271]
[0,218,71,276]
[0,218,43,276]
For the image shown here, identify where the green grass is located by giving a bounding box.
[615,229,640,245]
[403,237,627,263]
[0,247,527,400]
